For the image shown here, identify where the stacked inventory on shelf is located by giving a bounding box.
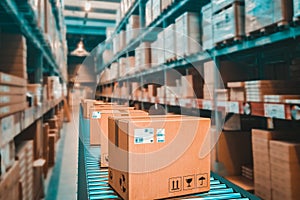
[96,0,300,197]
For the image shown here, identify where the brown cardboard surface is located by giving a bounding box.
[109,116,211,200]
[270,140,300,163]
[92,109,149,167]
[0,102,27,119]
[0,72,27,86]
[0,160,20,200]
[0,94,26,106]
[0,85,26,95]
[48,134,56,166]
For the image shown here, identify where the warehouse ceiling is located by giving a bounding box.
[64,0,119,80]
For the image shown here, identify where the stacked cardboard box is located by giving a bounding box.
[135,42,151,71]
[0,141,15,178]
[110,62,119,80]
[0,72,27,118]
[42,123,49,177]
[181,75,194,98]
[228,82,246,101]
[119,58,127,78]
[245,80,300,102]
[17,141,34,200]
[175,12,201,57]
[150,36,164,67]
[203,61,216,100]
[164,24,177,61]
[202,3,213,50]
[212,1,245,44]
[216,89,229,101]
[295,0,300,18]
[82,99,96,119]
[153,0,161,21]
[44,76,62,100]
[108,115,211,200]
[27,84,42,106]
[126,56,135,75]
[264,95,300,103]
[245,0,293,35]
[161,0,173,12]
[0,34,27,79]
[89,105,148,167]
[126,15,140,44]
[145,0,153,26]
[270,141,300,200]
[241,165,253,180]
[251,129,299,199]
[0,161,20,200]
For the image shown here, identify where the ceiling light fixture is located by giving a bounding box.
[70,39,90,57]
[85,1,91,11]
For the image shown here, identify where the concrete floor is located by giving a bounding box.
[44,105,79,200]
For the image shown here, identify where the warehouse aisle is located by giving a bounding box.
[45,105,79,200]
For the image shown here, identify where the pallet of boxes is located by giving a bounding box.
[108,114,211,199]
[0,34,28,200]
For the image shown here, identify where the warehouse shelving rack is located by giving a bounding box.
[91,0,300,198]
[0,1,67,196]
[0,0,67,82]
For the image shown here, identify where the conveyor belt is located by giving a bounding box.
[78,106,259,200]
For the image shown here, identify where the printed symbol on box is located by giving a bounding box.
[169,177,182,193]
[134,128,154,144]
[156,129,165,143]
[183,175,195,190]
[196,173,208,188]
[119,174,126,193]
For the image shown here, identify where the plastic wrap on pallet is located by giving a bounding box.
[202,3,213,50]
[145,0,152,26]
[153,0,161,21]
[213,4,245,44]
[161,0,173,12]
[110,62,119,80]
[164,24,176,61]
[212,0,244,13]
[135,42,151,71]
[119,58,127,78]
[157,31,165,65]
[175,12,201,57]
[295,0,300,18]
[119,30,126,51]
[245,0,293,34]
[113,34,120,54]
[126,15,140,44]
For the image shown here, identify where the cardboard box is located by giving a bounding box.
[82,99,96,118]
[164,24,177,61]
[212,0,240,14]
[108,116,211,200]
[175,12,201,57]
[0,72,27,86]
[16,141,34,200]
[90,108,148,167]
[145,0,152,26]
[0,102,27,118]
[0,85,26,95]
[245,0,293,35]
[0,94,26,106]
[135,42,151,71]
[213,3,245,44]
[252,129,300,200]
[181,75,194,98]
[0,160,20,200]
[48,134,56,166]
[161,0,173,11]
[152,0,161,21]
[202,3,213,50]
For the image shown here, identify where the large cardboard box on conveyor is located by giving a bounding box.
[108,115,211,200]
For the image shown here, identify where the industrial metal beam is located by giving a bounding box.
[65,19,115,28]
[65,16,115,24]
[66,25,106,35]
[64,5,116,14]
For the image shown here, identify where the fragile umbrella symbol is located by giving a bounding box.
[199,176,206,185]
